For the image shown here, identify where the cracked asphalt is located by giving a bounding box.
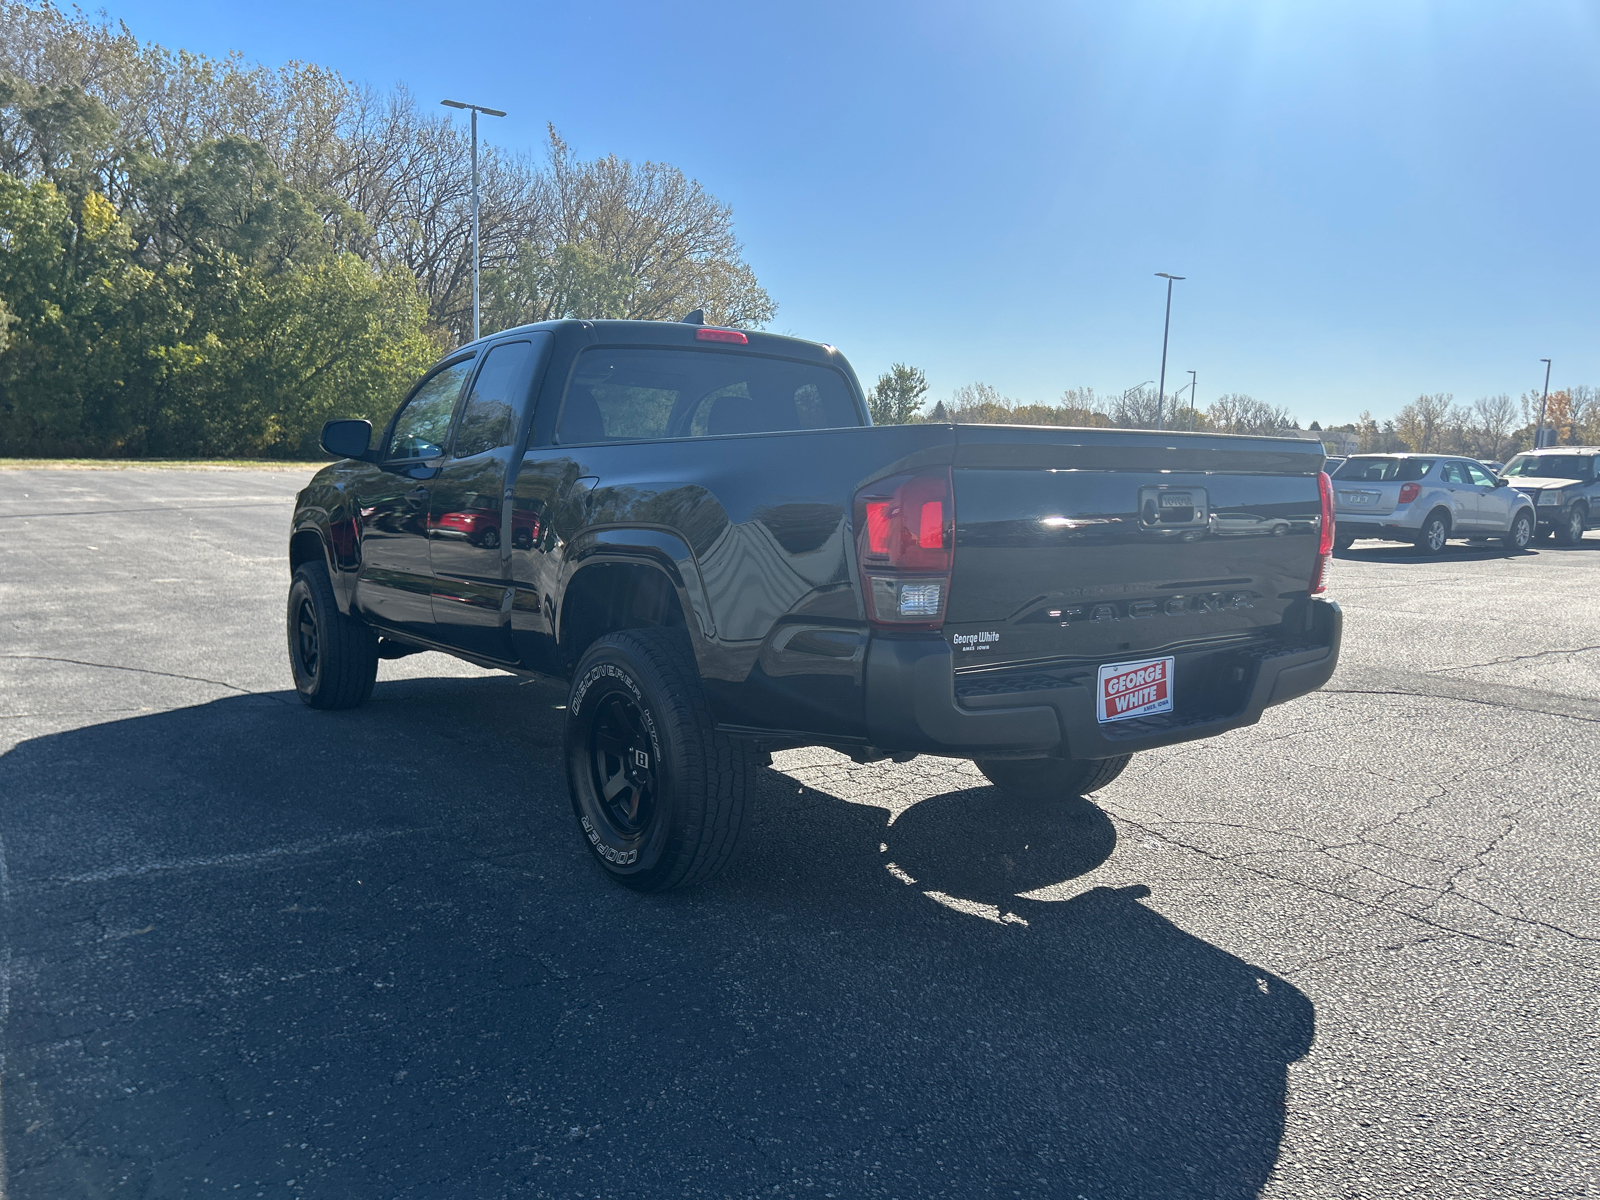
[1,466,1596,1199]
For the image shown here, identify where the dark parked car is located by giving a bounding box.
[289,317,1342,890]
[1498,448,1599,545]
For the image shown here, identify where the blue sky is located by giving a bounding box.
[102,1,1600,425]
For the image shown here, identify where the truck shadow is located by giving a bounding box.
[0,674,1313,1200]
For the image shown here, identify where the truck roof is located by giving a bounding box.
[456,318,841,365]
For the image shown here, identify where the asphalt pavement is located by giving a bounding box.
[1,467,1596,1199]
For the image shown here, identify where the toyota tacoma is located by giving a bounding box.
[288,317,1342,890]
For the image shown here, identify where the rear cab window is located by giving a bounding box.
[1332,457,1435,482]
[555,347,863,445]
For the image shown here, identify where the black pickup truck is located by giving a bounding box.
[289,317,1341,890]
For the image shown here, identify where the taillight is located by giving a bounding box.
[1398,482,1421,504]
[1310,470,1334,595]
[695,327,748,344]
[854,468,954,626]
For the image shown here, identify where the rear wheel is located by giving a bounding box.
[1333,533,1355,553]
[565,628,751,891]
[1413,510,1451,555]
[1499,508,1535,551]
[1554,505,1587,546]
[975,754,1132,801]
[287,560,379,709]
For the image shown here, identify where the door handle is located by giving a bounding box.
[405,487,430,508]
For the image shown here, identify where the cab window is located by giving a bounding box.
[555,347,863,444]
[387,358,475,462]
[453,341,537,458]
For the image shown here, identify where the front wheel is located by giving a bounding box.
[1499,509,1535,551]
[975,754,1132,801]
[287,560,379,709]
[565,628,751,891]
[1553,505,1587,546]
[1413,511,1451,555]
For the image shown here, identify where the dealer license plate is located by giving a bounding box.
[1097,655,1175,724]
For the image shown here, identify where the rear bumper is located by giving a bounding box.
[1334,510,1421,535]
[864,598,1342,760]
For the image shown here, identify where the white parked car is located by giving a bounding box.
[1330,454,1535,554]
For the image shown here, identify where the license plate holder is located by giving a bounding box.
[1097,655,1175,724]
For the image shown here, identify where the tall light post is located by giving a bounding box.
[1536,357,1552,447]
[1154,273,1184,430]
[1187,369,1197,431]
[441,99,506,341]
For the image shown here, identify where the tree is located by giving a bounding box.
[0,173,168,453]
[1393,393,1452,452]
[1206,394,1294,435]
[1469,393,1518,462]
[1356,411,1381,453]
[0,1,774,456]
[868,363,927,425]
[1,3,776,349]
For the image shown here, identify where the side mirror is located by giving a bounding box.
[321,419,373,461]
[1493,477,1508,487]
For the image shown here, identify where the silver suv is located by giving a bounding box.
[1331,454,1536,554]
[1498,449,1598,546]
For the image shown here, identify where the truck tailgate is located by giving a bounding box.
[944,426,1326,670]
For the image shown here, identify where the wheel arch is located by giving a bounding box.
[556,532,713,673]
[289,522,354,614]
[290,525,330,575]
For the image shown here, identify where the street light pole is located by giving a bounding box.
[1537,358,1552,448]
[1154,273,1184,430]
[442,99,507,341]
[1187,369,1197,431]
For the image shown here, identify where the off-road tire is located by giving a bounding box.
[1554,505,1587,547]
[287,559,379,709]
[565,628,751,891]
[975,754,1133,801]
[1499,508,1535,551]
[1414,510,1451,555]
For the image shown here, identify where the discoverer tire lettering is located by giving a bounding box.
[564,628,751,891]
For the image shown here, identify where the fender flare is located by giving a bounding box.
[560,526,717,646]
[290,514,358,614]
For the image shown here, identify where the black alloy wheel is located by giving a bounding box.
[286,559,379,709]
[294,595,320,680]
[564,628,751,891]
[588,691,659,836]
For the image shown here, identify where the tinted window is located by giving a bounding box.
[388,359,474,461]
[556,347,862,444]
[1332,457,1435,482]
[454,341,535,458]
[1502,454,1593,480]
